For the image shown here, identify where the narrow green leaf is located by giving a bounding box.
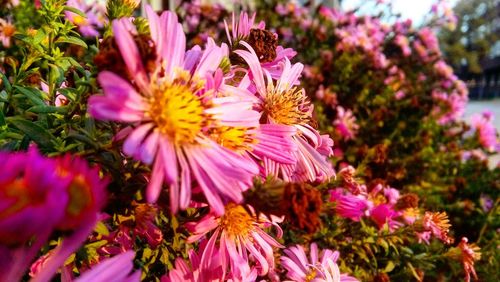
[28,105,67,114]
[8,118,53,149]
[63,6,87,18]
[0,71,11,92]
[55,36,88,49]
[13,86,46,106]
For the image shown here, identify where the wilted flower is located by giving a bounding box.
[446,238,481,282]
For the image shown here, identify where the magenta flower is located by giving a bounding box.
[185,204,283,280]
[330,189,369,221]
[235,43,335,182]
[0,148,108,282]
[370,204,402,232]
[281,243,359,282]
[89,8,263,215]
[0,148,69,281]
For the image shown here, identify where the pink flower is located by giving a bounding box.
[75,251,140,282]
[162,240,229,282]
[89,8,263,215]
[281,243,359,282]
[457,238,481,282]
[235,43,335,182]
[330,189,369,221]
[0,148,108,282]
[65,0,106,37]
[394,35,411,56]
[470,112,499,152]
[0,18,15,47]
[333,106,359,141]
[185,204,283,280]
[370,204,402,231]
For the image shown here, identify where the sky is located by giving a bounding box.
[342,0,459,25]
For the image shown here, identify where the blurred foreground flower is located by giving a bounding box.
[0,148,108,281]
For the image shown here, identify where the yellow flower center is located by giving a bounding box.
[66,175,92,217]
[148,77,205,144]
[305,269,317,282]
[2,24,15,37]
[72,15,87,26]
[220,203,254,237]
[209,126,257,151]
[263,87,310,125]
[1,179,30,218]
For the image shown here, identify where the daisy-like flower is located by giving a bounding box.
[446,238,481,282]
[281,243,358,282]
[162,240,230,282]
[0,18,15,47]
[0,148,69,282]
[0,148,108,282]
[235,42,335,182]
[330,189,369,221]
[65,0,106,37]
[421,211,453,244]
[185,204,283,280]
[225,11,297,79]
[470,111,499,152]
[89,8,266,215]
[333,106,359,141]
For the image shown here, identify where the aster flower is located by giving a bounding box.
[89,8,264,215]
[370,204,402,232]
[162,240,231,282]
[0,148,69,282]
[470,111,499,152]
[330,189,369,221]
[421,211,453,244]
[65,0,106,37]
[446,238,481,282]
[0,148,108,282]
[0,17,15,47]
[185,204,283,280]
[75,251,140,282]
[281,243,358,282]
[333,106,359,141]
[235,42,335,182]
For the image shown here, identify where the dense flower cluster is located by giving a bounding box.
[0,0,495,281]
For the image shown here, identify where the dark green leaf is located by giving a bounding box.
[28,105,68,114]
[8,118,54,149]
[13,86,46,106]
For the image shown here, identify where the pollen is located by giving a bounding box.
[263,87,311,126]
[209,126,257,152]
[72,15,87,26]
[220,203,254,237]
[147,78,205,144]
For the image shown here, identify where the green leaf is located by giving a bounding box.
[13,86,46,106]
[0,71,11,92]
[63,6,87,18]
[28,105,67,114]
[383,261,395,273]
[55,36,88,49]
[8,118,54,149]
